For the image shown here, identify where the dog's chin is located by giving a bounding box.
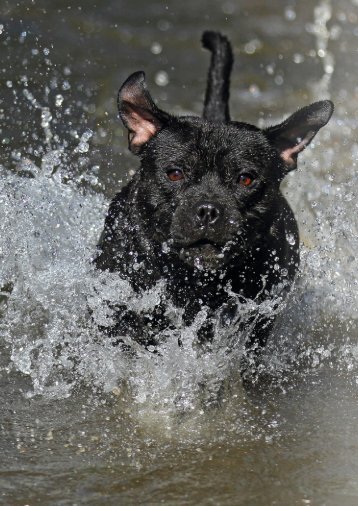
[177,240,228,271]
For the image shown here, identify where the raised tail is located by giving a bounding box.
[202,31,233,123]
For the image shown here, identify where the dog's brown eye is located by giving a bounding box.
[167,169,184,182]
[239,174,254,187]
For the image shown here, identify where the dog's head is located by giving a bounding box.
[118,71,333,270]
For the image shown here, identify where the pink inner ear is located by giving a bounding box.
[281,136,310,166]
[129,110,158,147]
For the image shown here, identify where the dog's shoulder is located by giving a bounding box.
[95,179,135,271]
[95,176,163,289]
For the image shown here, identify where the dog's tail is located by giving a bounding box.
[202,31,233,123]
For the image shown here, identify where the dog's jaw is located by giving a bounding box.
[167,234,245,271]
[178,240,226,271]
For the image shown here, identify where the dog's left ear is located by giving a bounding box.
[265,100,334,171]
[118,71,169,154]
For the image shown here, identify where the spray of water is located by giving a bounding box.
[0,9,357,418]
[310,0,335,99]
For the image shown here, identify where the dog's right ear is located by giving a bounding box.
[118,71,169,154]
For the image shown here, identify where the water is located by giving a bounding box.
[1,0,358,504]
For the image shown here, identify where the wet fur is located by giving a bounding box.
[95,32,333,364]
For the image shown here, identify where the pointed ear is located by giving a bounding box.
[117,71,169,154]
[265,100,334,171]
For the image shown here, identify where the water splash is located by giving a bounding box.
[1,145,356,407]
[0,148,289,407]
[23,89,54,147]
[309,0,336,100]
[1,107,357,411]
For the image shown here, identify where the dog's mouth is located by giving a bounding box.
[177,238,226,270]
[186,238,222,249]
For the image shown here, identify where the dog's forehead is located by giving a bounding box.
[154,118,270,167]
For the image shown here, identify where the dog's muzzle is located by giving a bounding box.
[168,198,242,270]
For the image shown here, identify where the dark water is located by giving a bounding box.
[0,0,358,504]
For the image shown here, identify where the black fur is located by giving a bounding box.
[202,31,233,122]
[95,31,333,358]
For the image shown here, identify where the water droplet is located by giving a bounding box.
[293,53,304,64]
[6,81,12,88]
[74,129,93,153]
[284,7,296,21]
[150,42,162,55]
[19,31,27,43]
[55,94,64,107]
[155,71,169,87]
[11,150,21,161]
[41,108,52,128]
[249,84,260,97]
[286,233,296,246]
[194,257,204,270]
[244,39,262,55]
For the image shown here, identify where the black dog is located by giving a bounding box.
[95,31,333,361]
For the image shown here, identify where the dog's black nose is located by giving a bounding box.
[196,202,221,226]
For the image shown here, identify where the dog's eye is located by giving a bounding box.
[167,169,184,182]
[239,173,255,187]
